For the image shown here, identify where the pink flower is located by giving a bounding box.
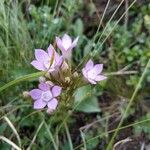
[56,34,79,60]
[82,59,107,84]
[31,44,63,72]
[29,82,62,110]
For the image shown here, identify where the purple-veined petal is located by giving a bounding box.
[54,52,62,65]
[62,34,72,50]
[38,83,50,91]
[56,37,65,52]
[31,60,46,71]
[57,56,63,66]
[29,89,42,100]
[95,75,107,81]
[35,49,49,63]
[82,68,88,78]
[92,64,103,75]
[33,99,46,109]
[47,44,55,58]
[47,98,58,110]
[52,86,62,97]
[85,59,94,71]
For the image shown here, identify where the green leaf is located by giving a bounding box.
[74,18,84,35]
[74,85,92,102]
[74,85,100,113]
[75,97,100,113]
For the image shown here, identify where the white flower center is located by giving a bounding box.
[41,91,52,102]
[87,69,97,79]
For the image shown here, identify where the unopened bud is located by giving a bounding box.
[65,77,70,83]
[61,61,69,71]
[45,72,51,78]
[23,91,30,98]
[73,72,79,78]
[45,81,54,86]
[39,76,46,83]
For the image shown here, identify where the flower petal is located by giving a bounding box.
[52,86,62,97]
[62,34,72,50]
[38,83,50,91]
[29,89,42,100]
[95,75,107,81]
[47,44,55,58]
[88,79,97,84]
[31,60,46,71]
[82,68,88,78]
[56,37,65,52]
[72,36,79,46]
[33,99,46,109]
[35,49,49,63]
[85,59,94,71]
[68,36,79,51]
[57,56,63,66]
[93,64,103,75]
[47,98,58,110]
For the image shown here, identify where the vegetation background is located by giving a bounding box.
[0,0,150,149]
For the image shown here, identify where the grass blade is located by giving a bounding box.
[44,122,58,150]
[27,120,44,150]
[3,116,21,147]
[0,72,45,93]
[64,122,74,150]
[0,136,22,150]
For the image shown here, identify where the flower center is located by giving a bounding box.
[87,69,97,79]
[41,91,52,102]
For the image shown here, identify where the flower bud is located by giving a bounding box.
[73,72,79,78]
[39,76,46,83]
[65,77,71,83]
[23,91,30,98]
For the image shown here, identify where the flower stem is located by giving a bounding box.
[104,70,137,76]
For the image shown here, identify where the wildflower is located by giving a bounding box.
[56,34,79,60]
[31,44,63,72]
[29,82,62,110]
[82,59,107,84]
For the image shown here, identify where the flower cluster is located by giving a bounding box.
[29,34,107,112]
